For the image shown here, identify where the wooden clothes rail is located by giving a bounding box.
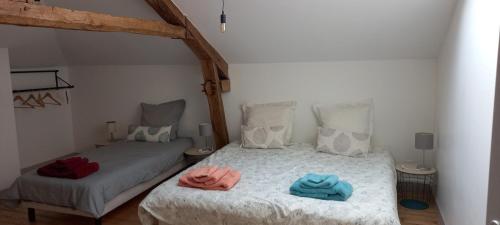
[11,70,75,93]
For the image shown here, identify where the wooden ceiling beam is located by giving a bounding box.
[144,0,229,79]
[145,0,230,148]
[200,61,230,148]
[0,0,186,39]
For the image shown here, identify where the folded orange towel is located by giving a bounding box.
[191,166,231,185]
[189,166,219,182]
[178,166,240,191]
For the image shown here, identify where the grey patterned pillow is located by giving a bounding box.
[141,99,185,140]
[316,127,371,157]
[241,125,286,149]
[127,125,172,143]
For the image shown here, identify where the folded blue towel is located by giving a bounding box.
[290,180,353,201]
[331,181,353,201]
[299,173,339,188]
[290,189,348,201]
[290,180,336,194]
[305,173,328,184]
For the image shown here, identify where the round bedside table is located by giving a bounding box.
[184,148,214,164]
[396,163,437,210]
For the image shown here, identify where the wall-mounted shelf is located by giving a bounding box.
[11,70,75,93]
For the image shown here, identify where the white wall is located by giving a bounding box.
[12,67,75,168]
[224,59,437,162]
[70,65,210,151]
[435,0,500,224]
[0,48,21,190]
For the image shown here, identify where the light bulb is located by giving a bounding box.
[220,22,226,33]
[220,12,226,33]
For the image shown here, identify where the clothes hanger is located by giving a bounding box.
[36,93,46,108]
[13,95,34,108]
[23,94,44,108]
[41,92,61,105]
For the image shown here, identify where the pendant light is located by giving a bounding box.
[220,0,226,33]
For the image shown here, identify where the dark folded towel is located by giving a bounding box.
[68,162,100,179]
[52,157,88,170]
[37,157,100,179]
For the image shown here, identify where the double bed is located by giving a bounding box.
[0,138,193,224]
[139,142,401,225]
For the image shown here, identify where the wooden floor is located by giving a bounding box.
[0,195,442,225]
[398,200,442,225]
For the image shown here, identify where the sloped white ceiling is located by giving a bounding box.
[0,26,67,68]
[55,30,197,66]
[0,0,456,67]
[177,0,457,63]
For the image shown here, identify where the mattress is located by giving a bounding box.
[0,138,193,217]
[139,142,401,225]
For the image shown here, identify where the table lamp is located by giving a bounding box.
[199,123,213,153]
[106,121,118,142]
[415,132,434,170]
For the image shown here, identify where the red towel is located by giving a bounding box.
[67,162,100,179]
[52,157,88,170]
[37,157,100,179]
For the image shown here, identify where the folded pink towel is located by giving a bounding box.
[178,166,240,191]
[191,166,231,185]
[189,166,219,182]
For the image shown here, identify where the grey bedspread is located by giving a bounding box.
[0,138,193,217]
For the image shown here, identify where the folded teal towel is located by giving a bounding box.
[290,180,353,201]
[331,181,353,201]
[291,180,336,194]
[305,173,329,184]
[299,173,339,188]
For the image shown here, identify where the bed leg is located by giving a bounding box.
[27,208,36,222]
[95,218,102,225]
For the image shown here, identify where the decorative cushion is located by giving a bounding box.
[141,99,185,140]
[242,101,296,145]
[127,125,172,143]
[312,98,374,136]
[316,127,371,157]
[241,125,286,149]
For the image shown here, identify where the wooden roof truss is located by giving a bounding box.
[0,0,230,149]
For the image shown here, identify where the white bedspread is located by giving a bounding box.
[139,143,401,225]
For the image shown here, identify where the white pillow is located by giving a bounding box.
[127,125,172,143]
[312,99,374,135]
[242,101,296,145]
[316,127,371,157]
[241,125,286,149]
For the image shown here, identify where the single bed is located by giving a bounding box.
[139,142,401,225]
[0,138,193,224]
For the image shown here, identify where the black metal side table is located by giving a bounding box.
[396,163,437,210]
[184,148,214,164]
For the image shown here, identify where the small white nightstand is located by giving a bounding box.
[184,148,214,164]
[396,162,437,210]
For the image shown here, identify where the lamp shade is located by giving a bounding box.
[106,121,117,142]
[199,123,212,137]
[415,132,434,150]
[106,121,117,134]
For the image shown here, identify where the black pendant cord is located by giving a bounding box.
[220,0,226,32]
